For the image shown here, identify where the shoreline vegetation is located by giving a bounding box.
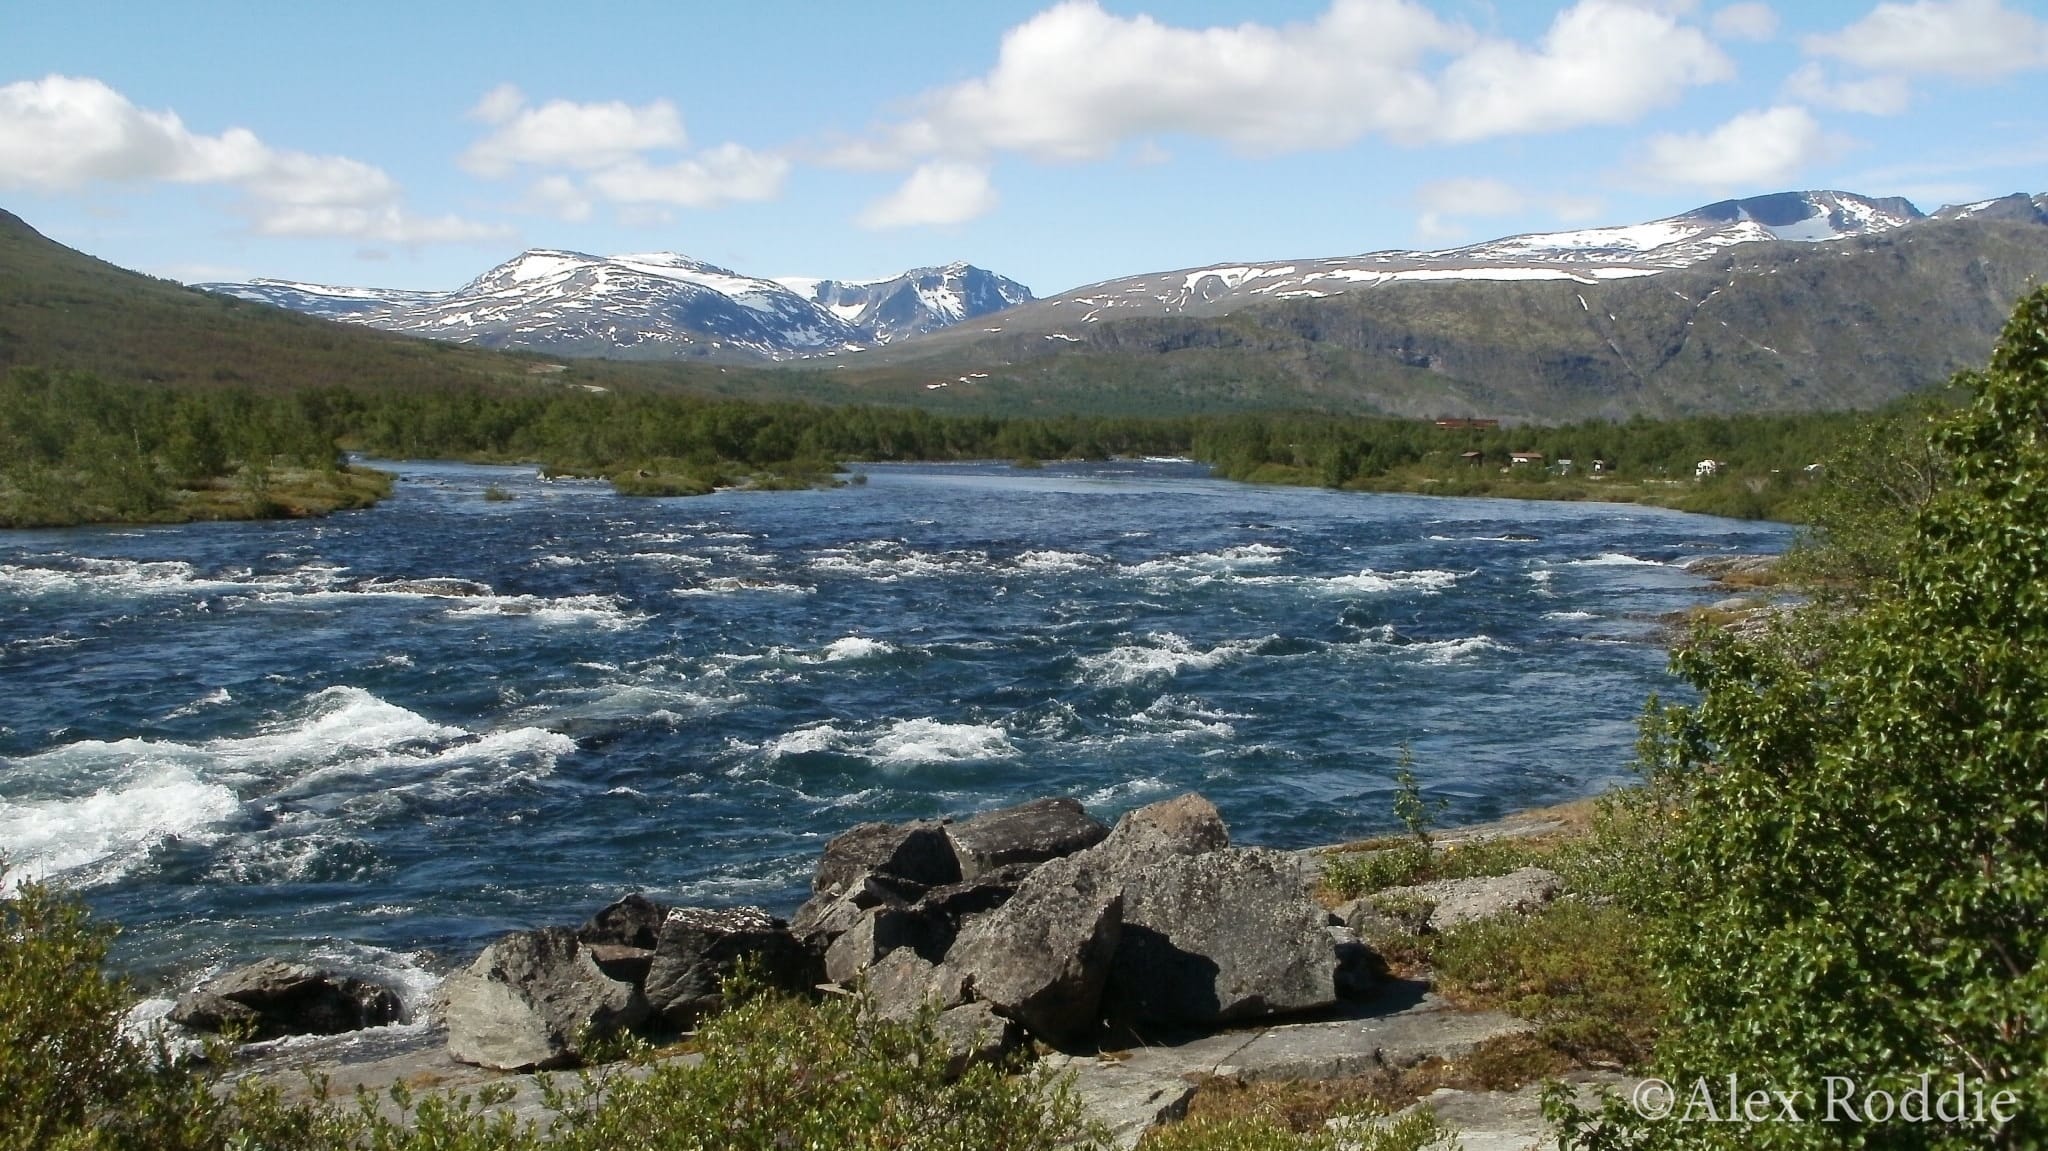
[2,362,1913,529]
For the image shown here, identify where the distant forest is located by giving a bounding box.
[0,366,1918,527]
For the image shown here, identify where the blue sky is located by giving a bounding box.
[4,1,2044,296]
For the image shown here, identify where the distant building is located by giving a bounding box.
[1695,459,1724,480]
[1509,451,1545,467]
[1591,459,1612,474]
[1434,418,1502,430]
[1554,458,1575,476]
[1459,450,1484,467]
[1803,462,1824,476]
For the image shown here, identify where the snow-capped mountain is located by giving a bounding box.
[199,253,1033,361]
[776,264,1034,344]
[207,280,445,320]
[1018,191,1929,324]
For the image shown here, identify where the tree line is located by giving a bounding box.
[0,365,1932,527]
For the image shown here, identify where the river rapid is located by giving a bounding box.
[0,459,1788,1012]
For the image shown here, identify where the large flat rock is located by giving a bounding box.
[1047,985,1528,1148]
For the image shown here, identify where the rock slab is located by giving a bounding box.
[1107,847,1336,1025]
[442,928,648,1071]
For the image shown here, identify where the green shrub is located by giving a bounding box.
[1552,287,2048,1148]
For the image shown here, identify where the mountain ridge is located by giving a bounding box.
[199,253,1031,361]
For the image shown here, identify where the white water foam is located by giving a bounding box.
[445,592,643,629]
[766,717,1018,766]
[1543,610,1600,621]
[1076,633,1271,686]
[1124,543,1292,580]
[1011,549,1104,574]
[164,687,234,719]
[675,578,813,596]
[820,636,896,662]
[0,687,574,889]
[0,763,239,890]
[1309,568,1463,595]
[1567,552,1664,567]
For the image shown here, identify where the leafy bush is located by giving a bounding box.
[1552,287,2048,1148]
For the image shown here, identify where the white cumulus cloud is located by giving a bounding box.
[857,161,1000,229]
[1638,105,1834,188]
[836,0,1733,167]
[1411,177,1607,243]
[463,84,788,217]
[0,74,500,245]
[1711,2,1779,41]
[461,85,688,176]
[1804,0,2048,77]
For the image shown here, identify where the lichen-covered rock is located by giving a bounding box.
[941,853,1122,1047]
[643,906,817,1028]
[1105,847,1335,1025]
[168,958,403,1040]
[944,797,1107,880]
[789,872,923,950]
[442,928,647,1070]
[1100,793,1229,861]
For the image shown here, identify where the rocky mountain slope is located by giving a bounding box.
[846,198,2048,420]
[973,190,1933,330]
[200,255,1031,361]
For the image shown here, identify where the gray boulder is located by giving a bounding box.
[823,906,933,985]
[168,958,403,1040]
[578,893,670,949]
[944,797,1107,880]
[442,928,648,1070]
[934,1001,1025,1078]
[861,948,969,1022]
[1100,793,1229,860]
[941,853,1123,1047]
[812,821,959,897]
[643,906,817,1028]
[1328,926,1383,1000]
[1105,847,1336,1026]
[790,872,923,950]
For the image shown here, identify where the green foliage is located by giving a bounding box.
[1139,1109,1452,1151]
[1323,837,1546,901]
[1551,286,2048,1148]
[1391,746,1446,849]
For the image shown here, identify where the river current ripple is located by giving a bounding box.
[0,459,1788,1003]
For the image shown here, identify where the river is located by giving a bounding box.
[0,458,1788,1006]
